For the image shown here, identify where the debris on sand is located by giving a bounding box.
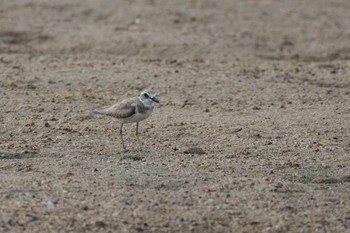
[184,147,207,155]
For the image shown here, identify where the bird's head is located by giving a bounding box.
[140,90,159,105]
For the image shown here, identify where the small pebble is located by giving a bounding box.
[184,147,207,155]
[47,199,58,208]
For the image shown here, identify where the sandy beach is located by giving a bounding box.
[1,0,350,232]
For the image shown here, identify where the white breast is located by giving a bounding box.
[122,107,153,123]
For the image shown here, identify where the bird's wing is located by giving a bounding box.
[93,97,137,119]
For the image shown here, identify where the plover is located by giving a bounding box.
[93,90,159,150]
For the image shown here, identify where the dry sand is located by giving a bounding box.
[1,0,350,232]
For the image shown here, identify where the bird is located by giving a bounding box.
[93,90,159,150]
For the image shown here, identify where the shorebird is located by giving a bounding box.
[93,90,159,150]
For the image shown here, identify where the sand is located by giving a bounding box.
[1,0,350,232]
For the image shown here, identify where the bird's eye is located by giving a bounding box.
[144,93,149,97]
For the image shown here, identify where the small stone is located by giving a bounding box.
[313,178,338,184]
[96,221,107,228]
[47,199,58,208]
[184,147,207,155]
[134,18,141,24]
[135,226,144,232]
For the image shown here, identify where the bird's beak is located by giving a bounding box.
[151,97,159,103]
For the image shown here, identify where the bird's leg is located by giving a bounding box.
[119,123,123,135]
[119,123,126,150]
[136,122,142,151]
[136,122,139,136]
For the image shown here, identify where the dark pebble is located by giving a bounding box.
[184,147,207,155]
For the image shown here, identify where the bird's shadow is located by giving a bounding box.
[101,146,151,161]
[120,154,144,161]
